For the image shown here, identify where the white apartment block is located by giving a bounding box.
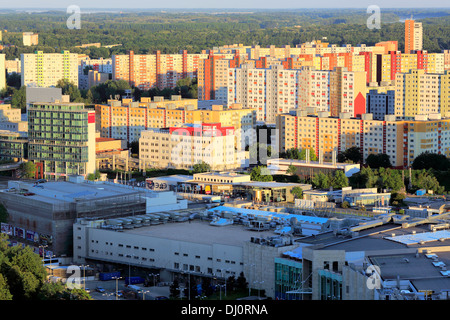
[139,124,247,171]
[21,51,78,88]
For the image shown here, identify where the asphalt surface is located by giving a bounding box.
[85,279,170,300]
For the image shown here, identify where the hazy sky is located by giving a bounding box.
[0,0,449,9]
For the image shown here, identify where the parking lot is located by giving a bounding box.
[84,279,170,300]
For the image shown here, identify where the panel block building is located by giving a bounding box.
[21,51,78,88]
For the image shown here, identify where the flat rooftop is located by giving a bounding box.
[147,175,193,183]
[3,180,147,205]
[122,219,277,247]
[233,181,312,189]
[369,251,450,292]
[268,158,359,169]
[300,222,450,253]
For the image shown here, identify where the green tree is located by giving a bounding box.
[129,140,139,156]
[90,80,132,104]
[282,148,301,160]
[6,72,21,89]
[250,166,273,182]
[349,166,377,189]
[331,170,349,189]
[193,161,211,173]
[56,79,83,103]
[19,161,36,179]
[412,152,450,171]
[377,168,404,192]
[338,147,361,163]
[291,186,303,199]
[366,153,392,169]
[87,170,101,181]
[11,86,27,113]
[0,203,9,223]
[0,274,13,300]
[235,272,248,292]
[390,192,406,207]
[299,148,317,161]
[175,77,198,99]
[286,164,297,176]
[312,172,332,189]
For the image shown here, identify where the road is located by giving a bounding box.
[85,278,170,300]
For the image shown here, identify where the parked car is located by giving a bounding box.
[85,288,91,293]
[96,286,106,293]
[36,179,47,184]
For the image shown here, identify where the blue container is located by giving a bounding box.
[416,189,426,196]
[99,271,121,281]
[125,276,145,285]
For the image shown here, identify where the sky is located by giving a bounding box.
[0,0,449,9]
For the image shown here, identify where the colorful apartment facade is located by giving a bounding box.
[0,54,5,91]
[228,64,367,123]
[405,20,423,54]
[276,110,450,168]
[95,96,257,149]
[112,50,209,90]
[395,69,450,119]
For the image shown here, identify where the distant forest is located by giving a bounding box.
[0,8,449,60]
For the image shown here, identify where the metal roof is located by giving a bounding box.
[208,205,328,225]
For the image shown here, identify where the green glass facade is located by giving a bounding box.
[28,103,91,179]
[318,269,342,300]
[0,133,28,161]
[274,258,303,300]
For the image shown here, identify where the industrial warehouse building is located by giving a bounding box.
[72,206,331,298]
[0,176,187,256]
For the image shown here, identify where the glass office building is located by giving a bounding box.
[27,102,96,180]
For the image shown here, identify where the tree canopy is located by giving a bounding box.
[337,147,362,164]
[365,153,392,169]
[412,152,450,171]
[250,166,273,182]
[193,161,211,174]
[0,234,92,300]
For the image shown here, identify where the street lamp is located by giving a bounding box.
[149,273,159,287]
[142,290,150,300]
[39,245,48,263]
[80,264,90,290]
[112,276,120,300]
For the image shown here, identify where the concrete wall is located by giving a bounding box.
[301,247,346,300]
[243,241,298,298]
[342,265,375,300]
[73,223,244,280]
